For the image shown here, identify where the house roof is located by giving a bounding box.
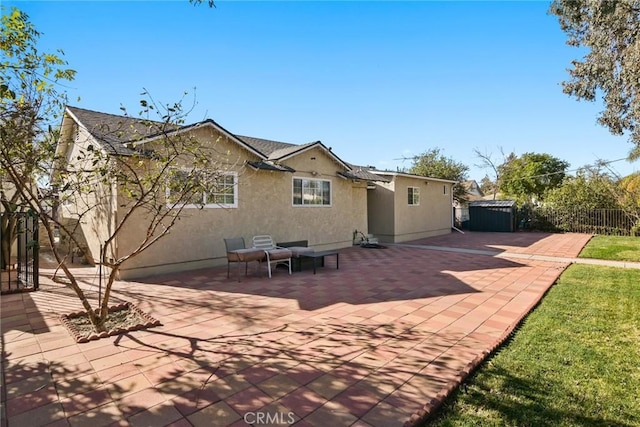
[65,106,175,156]
[237,135,354,172]
[369,170,458,184]
[62,106,387,182]
[235,135,296,158]
[339,165,391,182]
[246,161,296,172]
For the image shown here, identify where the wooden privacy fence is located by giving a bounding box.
[523,207,639,236]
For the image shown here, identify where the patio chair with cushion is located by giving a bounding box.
[252,235,292,278]
[277,240,315,271]
[224,237,265,281]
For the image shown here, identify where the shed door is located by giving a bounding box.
[469,207,514,232]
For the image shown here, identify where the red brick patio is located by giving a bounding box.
[1,232,594,427]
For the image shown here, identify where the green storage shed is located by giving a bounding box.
[468,200,517,232]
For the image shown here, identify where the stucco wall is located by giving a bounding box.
[113,129,369,279]
[368,174,453,243]
[58,125,116,264]
[393,176,452,242]
[367,182,395,241]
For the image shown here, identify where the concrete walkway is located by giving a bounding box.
[2,232,632,427]
[395,242,640,270]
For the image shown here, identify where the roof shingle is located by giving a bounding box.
[64,106,388,182]
[66,106,178,156]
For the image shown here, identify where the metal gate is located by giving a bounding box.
[1,210,39,294]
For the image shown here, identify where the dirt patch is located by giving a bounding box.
[60,302,161,343]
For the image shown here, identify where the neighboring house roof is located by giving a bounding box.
[462,180,484,196]
[469,200,516,208]
[61,106,387,182]
[460,181,484,202]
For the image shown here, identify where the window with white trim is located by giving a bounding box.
[443,185,449,195]
[166,170,237,208]
[293,177,331,206]
[408,186,420,205]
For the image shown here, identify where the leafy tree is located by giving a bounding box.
[618,172,640,210]
[1,6,75,270]
[1,7,232,334]
[616,172,640,234]
[409,148,469,202]
[498,152,569,204]
[550,0,640,159]
[542,168,640,235]
[479,175,498,199]
[0,183,19,270]
[544,169,619,209]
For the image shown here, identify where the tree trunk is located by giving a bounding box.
[40,215,106,332]
[97,266,120,330]
[1,211,18,271]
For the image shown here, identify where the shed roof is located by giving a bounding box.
[469,200,516,208]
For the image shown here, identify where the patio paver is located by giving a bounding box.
[1,232,605,426]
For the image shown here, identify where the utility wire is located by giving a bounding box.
[393,155,633,180]
[509,157,630,180]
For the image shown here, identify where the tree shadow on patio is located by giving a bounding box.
[105,319,493,424]
[1,350,154,426]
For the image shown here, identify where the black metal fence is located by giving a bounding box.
[519,207,639,236]
[1,210,39,294]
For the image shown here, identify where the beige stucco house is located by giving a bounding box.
[55,106,455,279]
[367,171,456,243]
[56,106,391,279]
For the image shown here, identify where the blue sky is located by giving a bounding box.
[7,0,640,181]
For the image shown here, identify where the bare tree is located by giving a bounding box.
[473,147,505,200]
[50,95,247,331]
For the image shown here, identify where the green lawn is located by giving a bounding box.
[579,235,640,262]
[424,265,640,427]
